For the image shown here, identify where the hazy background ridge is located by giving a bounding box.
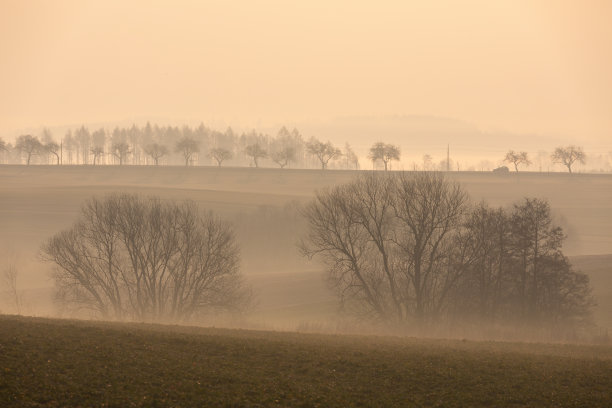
[1,0,612,148]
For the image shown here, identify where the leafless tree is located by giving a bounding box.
[144,143,169,165]
[509,198,589,321]
[175,137,200,166]
[209,148,233,167]
[368,142,400,171]
[2,262,22,314]
[301,174,592,328]
[16,134,43,165]
[0,137,7,152]
[301,172,468,324]
[306,138,341,170]
[90,146,104,165]
[245,143,267,168]
[551,145,586,173]
[45,141,61,165]
[391,172,469,321]
[111,142,131,165]
[42,194,249,321]
[450,203,512,321]
[504,150,531,172]
[270,146,296,169]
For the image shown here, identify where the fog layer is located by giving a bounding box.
[2,1,612,144]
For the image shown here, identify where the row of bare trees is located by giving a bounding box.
[504,146,586,173]
[0,124,592,173]
[0,124,363,170]
[301,173,593,328]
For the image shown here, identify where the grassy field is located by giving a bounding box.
[1,315,612,408]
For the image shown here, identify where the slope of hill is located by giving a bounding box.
[1,165,610,329]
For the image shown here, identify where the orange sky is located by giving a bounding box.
[1,0,611,145]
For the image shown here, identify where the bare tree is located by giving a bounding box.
[301,172,468,324]
[301,174,592,328]
[42,194,249,321]
[368,142,400,171]
[175,137,200,166]
[391,172,469,321]
[208,148,233,167]
[504,150,531,172]
[509,198,593,321]
[451,203,512,321]
[306,138,341,170]
[111,142,131,165]
[551,145,586,173]
[144,143,169,165]
[91,146,104,165]
[2,262,22,314]
[15,135,43,165]
[0,137,7,152]
[245,143,267,168]
[270,146,296,169]
[44,141,61,165]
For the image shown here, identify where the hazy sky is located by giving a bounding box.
[1,0,611,144]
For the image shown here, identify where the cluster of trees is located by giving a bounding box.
[0,121,594,173]
[0,124,365,170]
[503,146,587,173]
[34,174,595,330]
[301,172,593,328]
[42,194,249,321]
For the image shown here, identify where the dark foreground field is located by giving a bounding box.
[1,316,611,407]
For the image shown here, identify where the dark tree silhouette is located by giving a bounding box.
[15,135,43,165]
[245,143,267,168]
[504,150,531,172]
[42,194,249,321]
[144,143,169,165]
[208,148,233,167]
[111,142,131,165]
[551,146,586,173]
[90,146,104,165]
[368,142,400,171]
[509,198,593,321]
[306,138,341,170]
[175,137,200,166]
[45,141,61,165]
[301,172,468,323]
[270,146,296,169]
[301,173,593,327]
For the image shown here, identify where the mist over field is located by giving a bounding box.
[1,165,611,338]
[2,1,612,406]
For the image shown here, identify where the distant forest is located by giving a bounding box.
[0,123,361,170]
[0,122,609,172]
